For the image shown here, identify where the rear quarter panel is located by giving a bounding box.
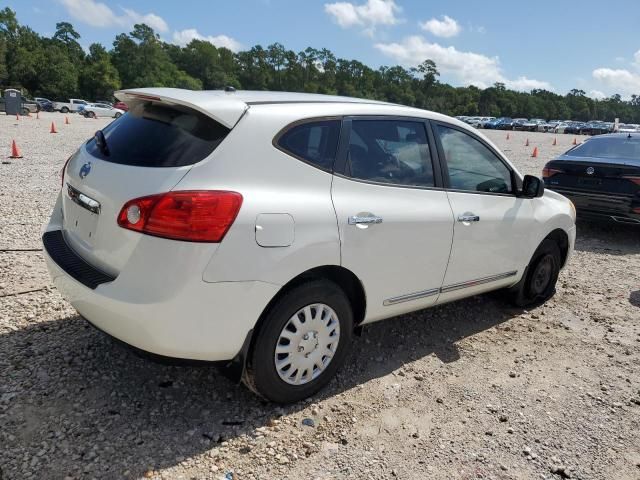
[173,105,342,286]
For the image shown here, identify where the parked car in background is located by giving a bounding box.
[53,98,88,113]
[580,121,611,136]
[522,119,546,132]
[538,121,558,132]
[35,97,55,112]
[82,103,125,118]
[494,117,515,130]
[512,118,529,131]
[113,101,129,112]
[618,124,640,133]
[564,122,586,135]
[554,122,570,134]
[468,116,493,128]
[95,100,113,107]
[543,133,640,225]
[43,88,575,403]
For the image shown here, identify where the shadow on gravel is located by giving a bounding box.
[1,294,516,478]
[630,290,640,308]
[574,220,640,255]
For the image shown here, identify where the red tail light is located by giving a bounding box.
[117,191,243,242]
[622,175,640,186]
[542,167,563,178]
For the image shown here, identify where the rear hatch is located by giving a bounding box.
[61,89,247,276]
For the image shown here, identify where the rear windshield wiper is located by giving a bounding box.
[94,130,110,156]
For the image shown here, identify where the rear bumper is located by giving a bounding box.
[43,229,280,361]
[550,188,640,225]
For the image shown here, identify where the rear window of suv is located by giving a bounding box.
[86,102,230,167]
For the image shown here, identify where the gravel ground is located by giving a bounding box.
[1,114,639,480]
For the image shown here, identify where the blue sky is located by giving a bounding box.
[9,0,640,98]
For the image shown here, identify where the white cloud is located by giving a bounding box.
[588,89,606,100]
[375,35,552,91]
[172,29,243,52]
[592,68,640,96]
[324,0,400,35]
[419,15,461,38]
[59,0,168,32]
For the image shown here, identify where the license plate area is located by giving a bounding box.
[578,177,602,186]
[64,185,100,247]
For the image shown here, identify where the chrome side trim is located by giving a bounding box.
[440,270,518,294]
[383,288,440,306]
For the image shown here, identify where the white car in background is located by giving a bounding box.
[617,124,640,133]
[43,88,576,403]
[83,103,125,119]
[468,116,494,128]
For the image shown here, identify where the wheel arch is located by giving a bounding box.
[543,228,570,268]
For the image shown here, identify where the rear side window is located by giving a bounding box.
[86,102,229,167]
[276,120,341,171]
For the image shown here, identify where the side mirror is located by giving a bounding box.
[521,175,544,198]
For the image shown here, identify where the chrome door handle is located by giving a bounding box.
[457,214,480,222]
[348,215,383,225]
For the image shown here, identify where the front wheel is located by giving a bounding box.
[87,111,96,118]
[245,280,353,403]
[60,107,69,113]
[508,239,561,307]
[114,112,122,118]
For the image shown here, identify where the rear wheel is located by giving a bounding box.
[114,112,122,118]
[245,280,353,403]
[87,111,96,118]
[508,239,561,307]
[60,107,69,114]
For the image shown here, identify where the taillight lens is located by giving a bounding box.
[117,191,243,242]
[542,167,563,178]
[622,175,640,186]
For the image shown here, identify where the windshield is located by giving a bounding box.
[568,136,640,160]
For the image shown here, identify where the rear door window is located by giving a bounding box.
[86,102,230,167]
[276,120,341,171]
[346,119,435,187]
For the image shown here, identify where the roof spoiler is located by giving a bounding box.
[115,88,248,129]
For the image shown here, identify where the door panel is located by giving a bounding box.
[432,122,534,303]
[437,191,532,303]
[332,117,454,323]
[332,177,454,321]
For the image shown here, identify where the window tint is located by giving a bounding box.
[436,125,512,194]
[346,120,434,187]
[569,136,640,160]
[86,102,230,167]
[277,120,340,170]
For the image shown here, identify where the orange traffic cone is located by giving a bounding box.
[552,137,557,146]
[525,138,529,147]
[531,147,538,158]
[506,133,510,140]
[10,139,23,159]
[50,121,58,134]
[65,116,70,125]
[572,138,577,145]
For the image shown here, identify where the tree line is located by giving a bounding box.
[1,7,639,122]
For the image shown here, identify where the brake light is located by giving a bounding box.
[117,191,243,242]
[61,154,73,188]
[542,167,563,178]
[622,175,640,185]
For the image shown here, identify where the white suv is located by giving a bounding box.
[43,88,576,403]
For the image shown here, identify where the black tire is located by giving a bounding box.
[114,112,122,118]
[61,107,69,113]
[508,239,561,307]
[87,111,96,118]
[245,280,353,403]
